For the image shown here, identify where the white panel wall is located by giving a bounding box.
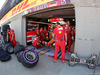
[71,0,100,57]
[1,12,27,46]
[10,13,27,46]
[11,18,23,45]
[22,16,27,46]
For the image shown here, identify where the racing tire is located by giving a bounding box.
[14,45,25,54]
[21,50,39,68]
[1,54,11,62]
[16,51,23,62]
[0,48,8,58]
[2,31,7,36]
[5,43,14,54]
[2,25,10,32]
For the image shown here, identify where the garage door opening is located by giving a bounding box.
[25,5,75,60]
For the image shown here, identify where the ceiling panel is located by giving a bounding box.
[29,8,75,19]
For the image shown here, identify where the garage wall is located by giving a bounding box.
[71,0,100,57]
[21,16,27,46]
[1,12,27,46]
[11,17,23,45]
[10,13,26,46]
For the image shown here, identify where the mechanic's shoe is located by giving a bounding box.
[53,59,57,63]
[62,60,65,63]
[67,51,71,54]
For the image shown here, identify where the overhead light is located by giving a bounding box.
[72,19,75,21]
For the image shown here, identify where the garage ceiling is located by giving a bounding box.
[28,8,75,19]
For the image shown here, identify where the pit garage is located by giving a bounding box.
[24,5,76,61]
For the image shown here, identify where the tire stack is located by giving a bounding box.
[1,25,14,54]
[5,43,14,54]
[0,47,11,62]
[14,45,39,68]
[2,25,10,43]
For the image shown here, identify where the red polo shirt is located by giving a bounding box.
[53,25,65,42]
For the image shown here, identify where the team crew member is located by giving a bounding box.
[64,21,72,53]
[36,26,39,36]
[32,35,41,49]
[53,22,67,63]
[7,28,16,46]
[44,26,48,39]
[39,27,44,41]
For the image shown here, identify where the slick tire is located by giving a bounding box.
[5,43,14,54]
[2,25,10,32]
[0,48,8,58]
[16,51,23,62]
[14,45,25,54]
[1,54,11,62]
[2,31,7,36]
[21,50,39,68]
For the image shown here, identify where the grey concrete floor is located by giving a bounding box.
[0,54,94,75]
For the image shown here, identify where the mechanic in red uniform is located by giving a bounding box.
[32,35,41,49]
[64,21,72,53]
[44,26,48,39]
[53,22,67,63]
[39,27,44,41]
[36,25,39,36]
[7,28,16,46]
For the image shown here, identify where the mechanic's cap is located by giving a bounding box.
[56,22,60,26]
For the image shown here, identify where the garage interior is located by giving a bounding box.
[25,5,75,60]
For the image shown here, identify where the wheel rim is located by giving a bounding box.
[25,51,36,62]
[8,46,14,53]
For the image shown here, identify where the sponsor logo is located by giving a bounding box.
[12,0,30,16]
[61,0,66,5]
[59,31,62,34]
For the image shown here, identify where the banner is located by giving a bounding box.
[0,0,53,24]
[0,0,71,24]
[26,0,71,15]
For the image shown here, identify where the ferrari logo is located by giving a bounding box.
[57,27,59,29]
[33,40,35,42]
[65,27,67,29]
[59,31,62,34]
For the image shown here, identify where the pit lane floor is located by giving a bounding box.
[0,54,94,75]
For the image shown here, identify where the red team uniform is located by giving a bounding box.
[32,37,41,49]
[36,27,39,36]
[53,24,65,63]
[7,29,16,46]
[39,28,44,41]
[44,27,48,39]
[64,25,72,53]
